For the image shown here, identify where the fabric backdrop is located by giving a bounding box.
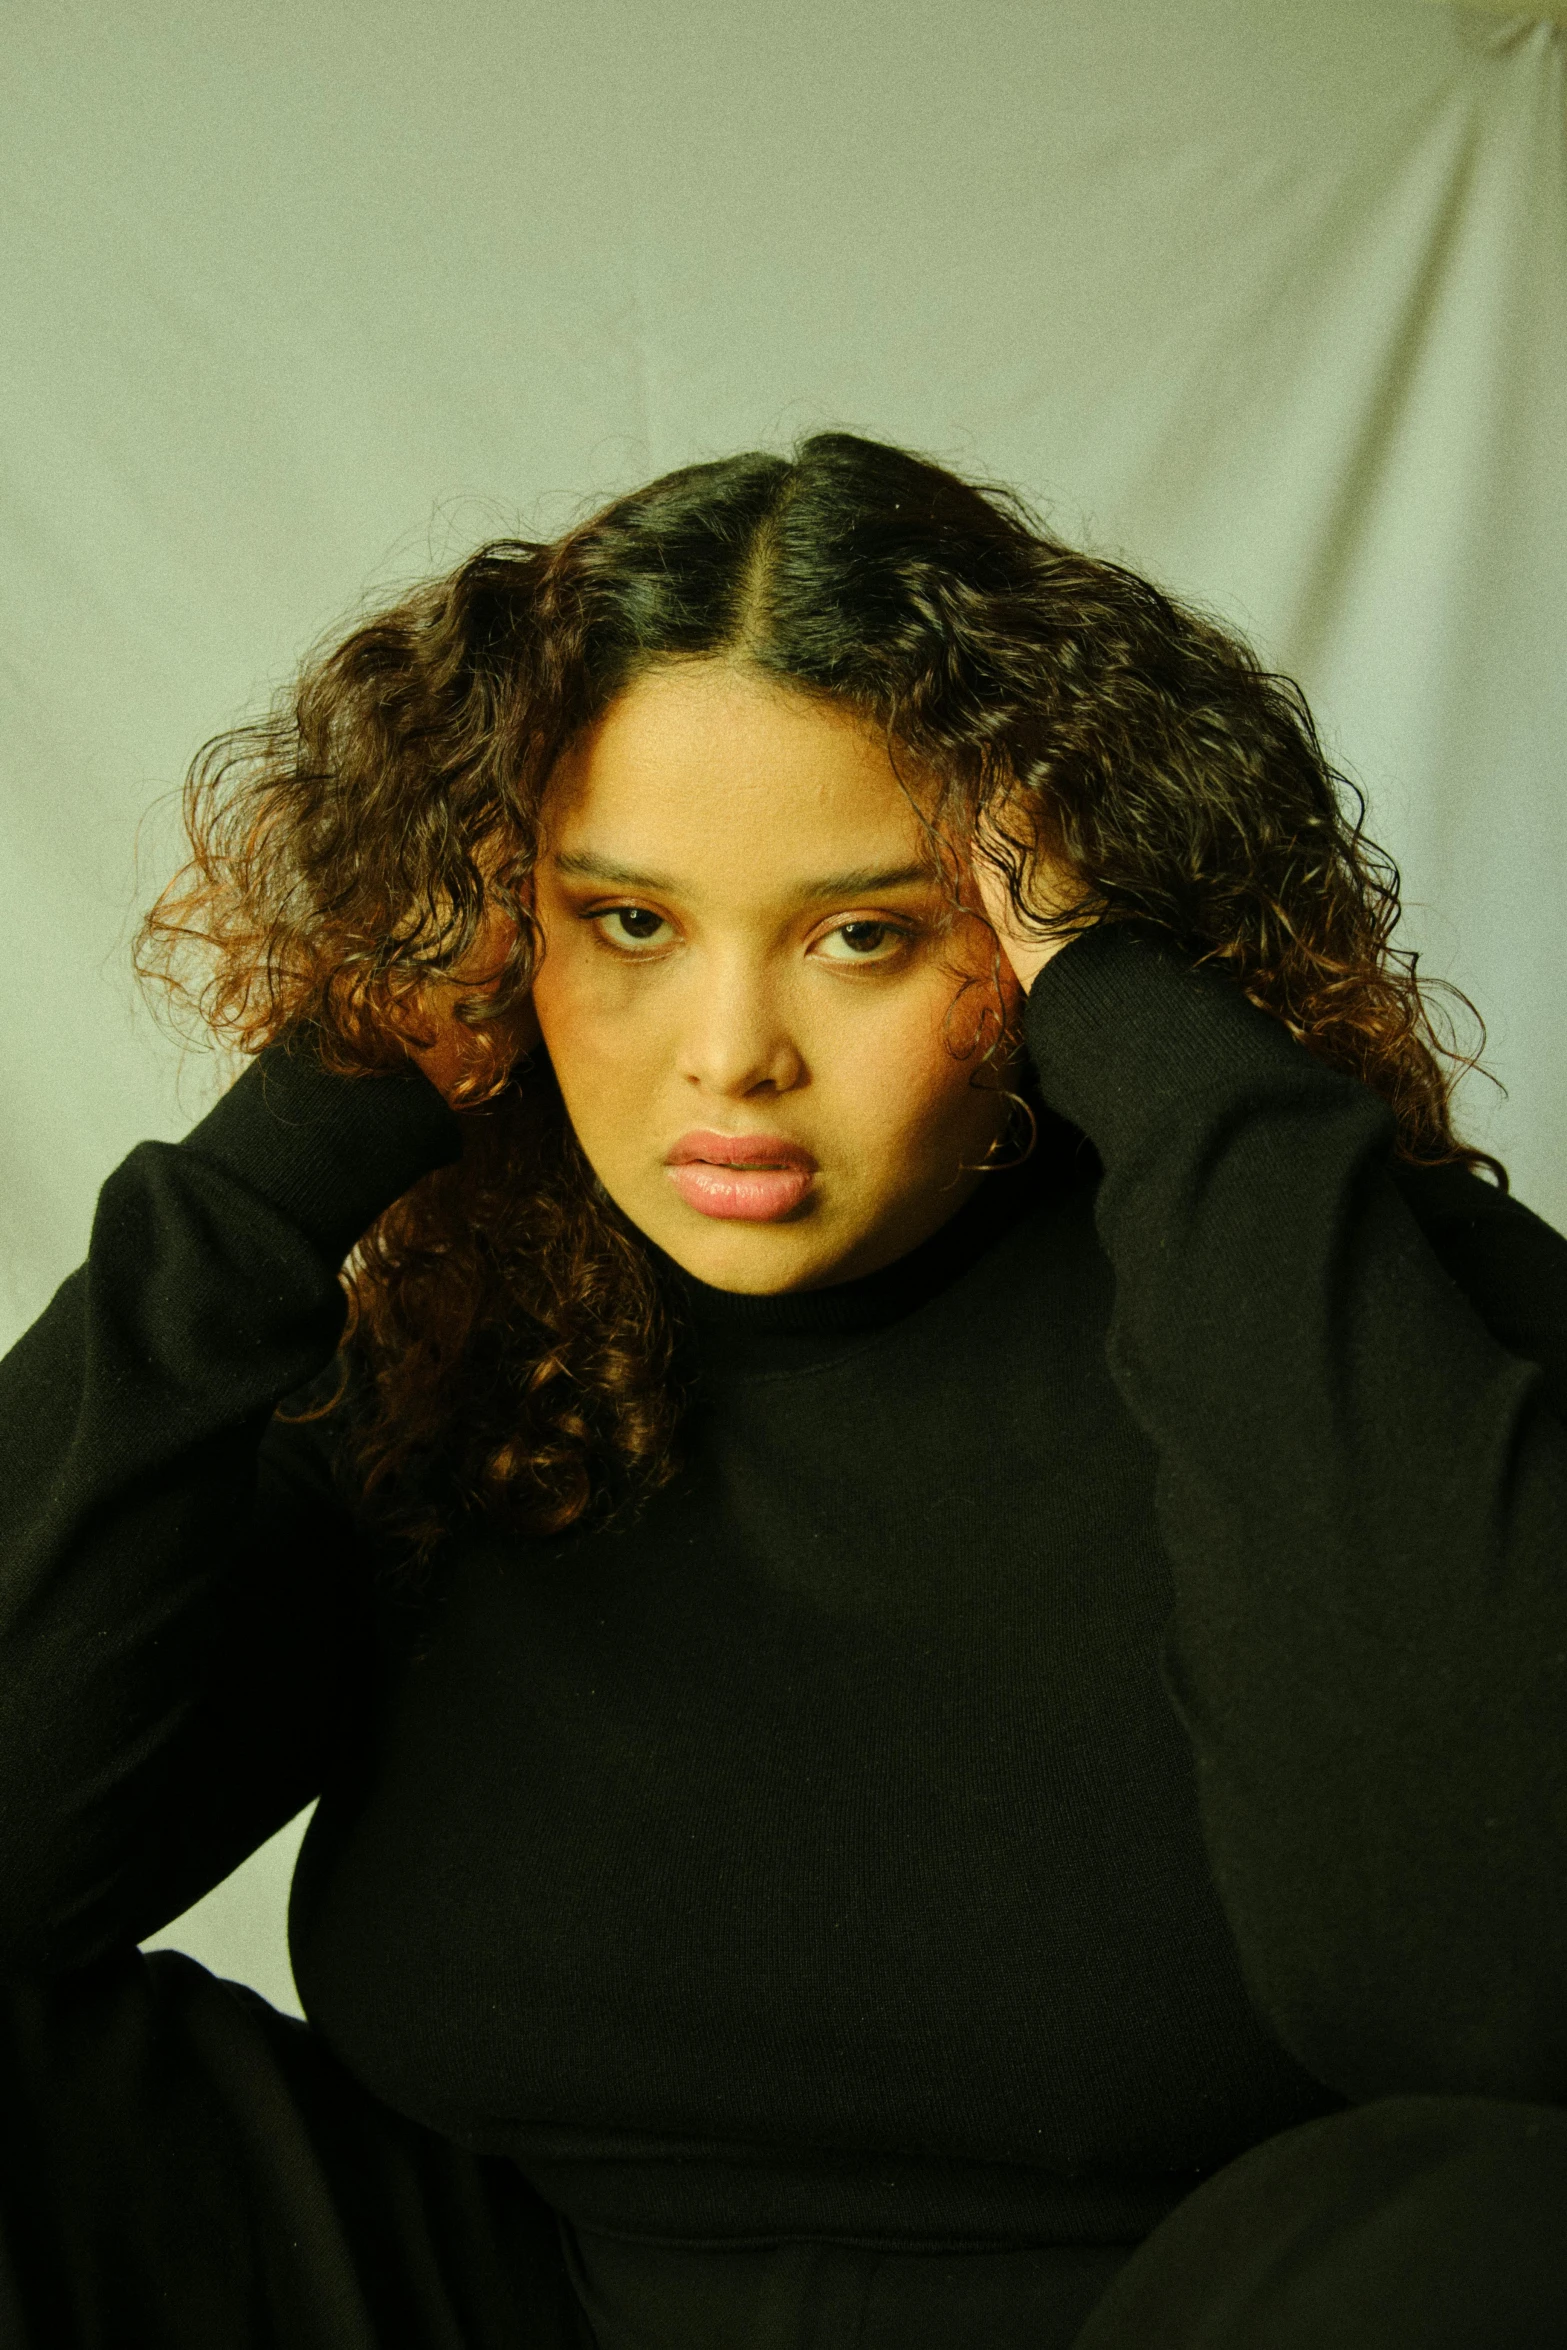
[3,0,1563,2012]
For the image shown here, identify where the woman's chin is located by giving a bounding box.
[636,1201,851,1297]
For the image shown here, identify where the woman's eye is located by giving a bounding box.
[586,909,913,961]
[592,906,672,951]
[815,921,912,963]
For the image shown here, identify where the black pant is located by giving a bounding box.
[2,1949,1565,2349]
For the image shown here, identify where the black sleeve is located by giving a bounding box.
[0,1031,462,1977]
[1022,919,1567,2104]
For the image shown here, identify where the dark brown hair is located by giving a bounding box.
[134,430,1507,1582]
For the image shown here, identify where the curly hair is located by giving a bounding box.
[134,429,1507,1583]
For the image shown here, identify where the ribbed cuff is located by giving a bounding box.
[1021,918,1368,1164]
[178,1026,465,1265]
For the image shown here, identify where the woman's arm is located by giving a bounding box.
[0,1034,461,1975]
[1021,919,1567,2104]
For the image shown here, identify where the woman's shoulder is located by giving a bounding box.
[1390,1152,1562,1249]
[259,1346,376,1520]
[1390,1155,1567,1407]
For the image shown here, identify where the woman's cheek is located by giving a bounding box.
[828,991,958,1143]
[533,936,624,1054]
[556,990,677,1154]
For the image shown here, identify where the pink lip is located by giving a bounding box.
[667,1130,816,1171]
[665,1129,817,1223]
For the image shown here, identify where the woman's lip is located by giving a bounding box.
[666,1129,816,1172]
[664,1131,818,1220]
[667,1162,815,1222]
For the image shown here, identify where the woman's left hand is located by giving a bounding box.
[965,809,1091,996]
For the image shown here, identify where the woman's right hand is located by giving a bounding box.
[401,897,541,1109]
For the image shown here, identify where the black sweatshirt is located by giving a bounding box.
[3,920,1566,2253]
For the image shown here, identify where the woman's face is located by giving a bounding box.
[528,659,1022,1294]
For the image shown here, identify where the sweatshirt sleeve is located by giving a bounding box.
[0,1030,463,1976]
[1022,918,1567,2104]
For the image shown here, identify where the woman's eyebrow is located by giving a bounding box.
[552,851,939,900]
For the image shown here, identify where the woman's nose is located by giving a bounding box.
[672,960,805,1097]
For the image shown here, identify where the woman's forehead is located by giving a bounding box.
[541,662,947,857]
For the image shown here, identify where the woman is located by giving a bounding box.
[1,431,1564,2349]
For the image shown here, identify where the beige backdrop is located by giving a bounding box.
[3,0,1564,2014]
